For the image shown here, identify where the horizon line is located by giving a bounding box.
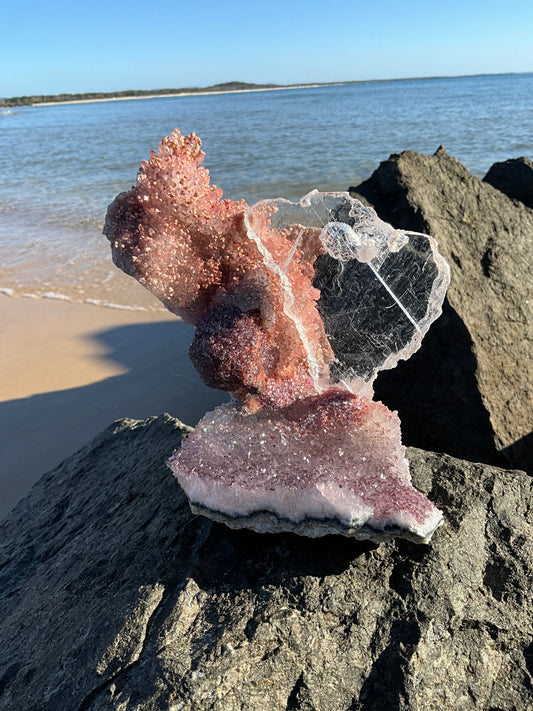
[1,71,531,107]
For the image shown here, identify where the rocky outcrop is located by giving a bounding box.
[1,414,532,710]
[484,157,533,209]
[350,147,533,473]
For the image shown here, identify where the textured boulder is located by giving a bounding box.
[350,147,533,472]
[483,156,533,209]
[1,414,532,710]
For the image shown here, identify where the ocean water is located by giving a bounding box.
[1,73,532,311]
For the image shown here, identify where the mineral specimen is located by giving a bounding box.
[104,129,450,543]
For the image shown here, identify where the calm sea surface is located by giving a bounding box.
[1,73,532,310]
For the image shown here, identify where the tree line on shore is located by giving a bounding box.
[0,82,283,107]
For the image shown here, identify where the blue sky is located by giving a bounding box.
[2,0,532,96]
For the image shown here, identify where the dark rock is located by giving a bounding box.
[483,157,533,209]
[351,147,533,473]
[1,414,532,710]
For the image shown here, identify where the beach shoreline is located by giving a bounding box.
[0,294,228,519]
[4,72,522,108]
[35,83,330,107]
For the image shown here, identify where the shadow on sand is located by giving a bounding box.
[0,319,228,519]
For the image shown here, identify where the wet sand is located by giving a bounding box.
[0,295,228,519]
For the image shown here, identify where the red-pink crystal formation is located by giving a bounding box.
[104,129,445,542]
[104,129,332,411]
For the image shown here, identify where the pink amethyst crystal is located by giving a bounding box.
[104,129,450,543]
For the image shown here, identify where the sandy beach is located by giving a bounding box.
[0,295,228,519]
[35,84,327,107]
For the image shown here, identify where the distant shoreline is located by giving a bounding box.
[0,81,333,108]
[1,73,525,108]
[36,84,329,107]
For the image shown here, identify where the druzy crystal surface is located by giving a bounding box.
[104,129,450,542]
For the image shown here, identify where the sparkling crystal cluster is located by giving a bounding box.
[105,129,450,542]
